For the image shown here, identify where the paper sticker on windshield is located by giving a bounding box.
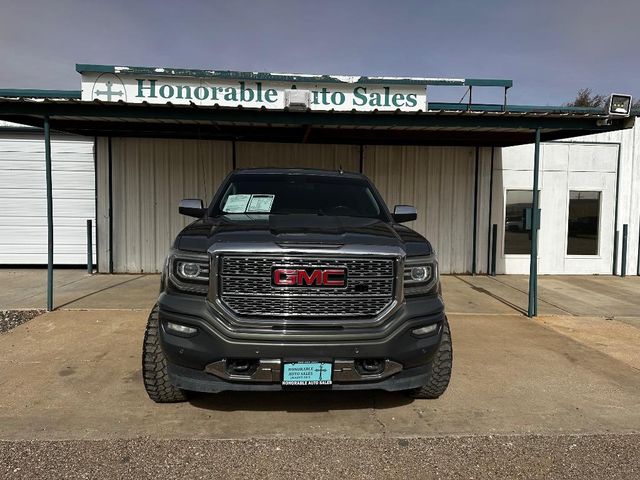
[247,194,275,213]
[222,194,251,213]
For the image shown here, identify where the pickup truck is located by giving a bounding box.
[142,168,451,402]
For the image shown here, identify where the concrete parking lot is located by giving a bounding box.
[1,309,639,440]
[1,269,639,478]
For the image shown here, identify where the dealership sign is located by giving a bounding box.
[81,72,428,112]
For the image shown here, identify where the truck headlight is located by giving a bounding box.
[403,254,438,297]
[168,251,210,294]
[176,261,203,279]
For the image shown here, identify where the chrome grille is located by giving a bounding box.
[218,255,396,318]
[222,297,392,317]
[221,276,393,297]
[221,257,393,278]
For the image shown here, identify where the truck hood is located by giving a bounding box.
[175,214,432,257]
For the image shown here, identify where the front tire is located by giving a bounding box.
[407,317,453,399]
[142,304,188,403]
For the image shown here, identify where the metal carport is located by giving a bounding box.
[0,74,634,316]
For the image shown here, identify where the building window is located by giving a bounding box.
[567,191,600,255]
[504,190,535,255]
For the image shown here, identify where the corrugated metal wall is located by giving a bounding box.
[0,132,95,264]
[95,138,110,272]
[474,147,494,275]
[101,138,232,272]
[97,138,482,273]
[236,142,360,171]
[363,146,478,273]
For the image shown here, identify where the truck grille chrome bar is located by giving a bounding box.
[217,255,396,318]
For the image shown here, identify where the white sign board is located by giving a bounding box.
[81,72,428,112]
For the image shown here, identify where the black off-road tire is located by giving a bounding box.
[142,304,188,403]
[407,316,453,399]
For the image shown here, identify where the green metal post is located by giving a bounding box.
[527,129,541,317]
[472,147,479,274]
[621,224,628,277]
[44,116,54,311]
[490,224,497,276]
[87,219,93,274]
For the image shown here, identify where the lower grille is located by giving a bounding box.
[217,255,396,318]
[222,296,392,318]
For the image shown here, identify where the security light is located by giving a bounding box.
[285,89,311,110]
[607,94,632,117]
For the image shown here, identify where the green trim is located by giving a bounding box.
[0,89,81,99]
[428,102,604,114]
[75,63,513,88]
[465,78,513,88]
[75,64,114,74]
[508,104,602,113]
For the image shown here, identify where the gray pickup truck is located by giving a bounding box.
[142,168,452,402]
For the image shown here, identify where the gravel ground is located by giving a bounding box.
[0,310,45,334]
[1,434,638,479]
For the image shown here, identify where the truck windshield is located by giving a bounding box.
[211,174,387,220]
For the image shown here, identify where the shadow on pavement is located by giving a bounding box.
[187,389,413,412]
[55,275,146,309]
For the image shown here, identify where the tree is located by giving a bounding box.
[567,88,639,112]
[566,88,607,108]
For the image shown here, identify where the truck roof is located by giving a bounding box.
[231,168,366,180]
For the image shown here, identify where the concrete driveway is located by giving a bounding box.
[3,271,640,477]
[1,308,639,441]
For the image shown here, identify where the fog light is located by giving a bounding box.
[355,358,385,375]
[166,321,197,336]
[177,261,201,279]
[412,323,438,336]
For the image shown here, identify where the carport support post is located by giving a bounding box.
[44,115,54,311]
[621,224,628,277]
[527,128,541,318]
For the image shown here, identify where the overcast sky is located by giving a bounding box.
[1,0,637,105]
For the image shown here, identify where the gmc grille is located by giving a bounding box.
[217,255,396,318]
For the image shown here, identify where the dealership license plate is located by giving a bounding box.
[282,362,333,386]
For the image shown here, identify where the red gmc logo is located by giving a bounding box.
[272,267,347,288]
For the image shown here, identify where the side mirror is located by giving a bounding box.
[179,199,205,218]
[393,205,417,223]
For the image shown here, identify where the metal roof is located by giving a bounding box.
[75,64,514,88]
[0,94,634,147]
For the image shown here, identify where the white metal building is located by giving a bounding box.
[498,125,639,276]
[0,121,95,265]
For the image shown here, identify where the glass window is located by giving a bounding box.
[212,174,386,220]
[504,190,535,254]
[567,191,600,255]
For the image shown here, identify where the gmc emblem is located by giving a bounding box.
[272,267,347,288]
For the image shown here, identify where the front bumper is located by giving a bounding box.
[168,362,432,393]
[158,292,445,393]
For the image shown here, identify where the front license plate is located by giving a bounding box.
[282,362,333,386]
